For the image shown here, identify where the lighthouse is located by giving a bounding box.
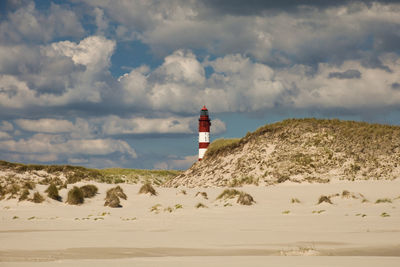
[198,105,211,161]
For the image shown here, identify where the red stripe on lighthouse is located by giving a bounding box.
[198,105,211,161]
[199,143,209,149]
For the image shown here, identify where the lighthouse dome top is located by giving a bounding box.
[200,105,209,116]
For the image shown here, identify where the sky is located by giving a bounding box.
[0,0,400,170]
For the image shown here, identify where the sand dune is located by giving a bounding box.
[1,180,400,266]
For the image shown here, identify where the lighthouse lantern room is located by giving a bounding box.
[198,105,211,160]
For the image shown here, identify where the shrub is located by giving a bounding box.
[104,193,121,208]
[107,186,127,200]
[195,191,208,199]
[216,189,241,200]
[104,186,126,208]
[341,190,351,198]
[139,183,157,196]
[237,192,255,205]
[45,184,61,201]
[6,183,21,198]
[195,202,207,209]
[375,198,392,204]
[23,181,35,190]
[80,184,98,198]
[18,189,30,201]
[66,186,84,205]
[291,198,301,203]
[31,192,44,203]
[317,195,332,204]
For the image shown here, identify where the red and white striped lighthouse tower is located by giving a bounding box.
[198,105,211,161]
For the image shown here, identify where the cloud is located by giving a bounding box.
[0,131,12,140]
[328,69,362,79]
[0,121,14,132]
[391,82,400,90]
[0,133,137,159]
[100,116,194,135]
[0,2,84,44]
[15,118,75,133]
[0,35,116,108]
[80,1,400,66]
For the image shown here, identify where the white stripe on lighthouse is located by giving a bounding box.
[199,132,210,143]
[198,148,207,159]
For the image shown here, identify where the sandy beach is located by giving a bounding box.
[1,179,400,266]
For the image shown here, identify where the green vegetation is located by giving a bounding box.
[80,184,98,198]
[195,191,208,199]
[195,202,207,209]
[18,189,30,201]
[0,160,181,186]
[66,186,84,205]
[375,198,392,204]
[216,189,241,200]
[45,184,61,201]
[104,186,126,208]
[138,183,157,196]
[312,210,325,214]
[291,198,301,204]
[237,192,255,205]
[204,138,241,158]
[381,212,390,217]
[31,192,44,203]
[216,189,255,205]
[317,195,332,204]
[282,210,290,214]
[229,176,259,187]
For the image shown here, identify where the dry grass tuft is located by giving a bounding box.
[104,186,126,208]
[375,198,392,204]
[216,189,241,200]
[195,202,208,209]
[45,184,61,201]
[237,192,255,205]
[291,198,301,203]
[23,181,36,190]
[80,184,98,198]
[195,191,208,199]
[317,195,332,204]
[104,193,121,208]
[18,189,30,202]
[31,192,45,203]
[139,183,157,196]
[341,190,351,198]
[66,186,84,205]
[107,185,127,200]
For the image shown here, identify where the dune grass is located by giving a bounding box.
[317,195,332,204]
[66,186,84,205]
[195,202,208,209]
[375,198,392,204]
[291,198,301,204]
[80,184,98,198]
[237,192,255,205]
[31,192,44,203]
[204,138,241,158]
[18,189,30,202]
[216,189,241,200]
[104,186,126,208]
[45,184,61,201]
[139,183,157,196]
[195,191,208,199]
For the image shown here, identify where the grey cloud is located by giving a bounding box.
[0,2,84,44]
[392,82,400,90]
[328,69,362,79]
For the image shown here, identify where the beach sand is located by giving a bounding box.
[1,180,399,266]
